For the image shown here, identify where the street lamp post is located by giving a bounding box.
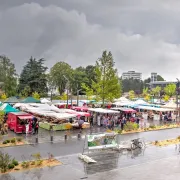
[63,75,69,108]
[77,89,81,106]
[176,78,180,122]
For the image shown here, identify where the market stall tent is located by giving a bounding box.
[88,108,119,114]
[163,101,177,109]
[134,99,149,105]
[0,103,19,113]
[21,97,41,103]
[4,97,20,104]
[41,98,51,103]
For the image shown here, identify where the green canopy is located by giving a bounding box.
[21,97,40,103]
[0,103,19,113]
[4,97,20,103]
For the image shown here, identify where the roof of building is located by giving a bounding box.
[148,81,176,85]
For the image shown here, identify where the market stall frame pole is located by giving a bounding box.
[77,89,82,106]
[176,78,180,122]
[63,75,69,108]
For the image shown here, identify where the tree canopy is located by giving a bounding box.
[50,62,72,95]
[18,57,48,96]
[83,51,121,104]
[0,55,17,97]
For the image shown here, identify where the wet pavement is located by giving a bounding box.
[1,124,180,179]
[1,145,180,180]
[2,127,180,162]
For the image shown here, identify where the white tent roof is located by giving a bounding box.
[134,99,148,105]
[137,105,175,112]
[114,97,130,102]
[163,101,177,109]
[88,108,120,114]
[41,98,51,103]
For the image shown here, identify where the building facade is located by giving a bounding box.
[151,72,157,82]
[122,71,142,80]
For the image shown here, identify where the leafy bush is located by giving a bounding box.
[0,151,12,173]
[124,122,139,131]
[12,159,19,166]
[14,168,20,171]
[11,138,16,143]
[31,161,35,165]
[2,141,7,144]
[17,138,22,142]
[6,140,10,143]
[36,160,43,166]
[8,164,15,169]
[149,125,156,129]
[21,161,30,169]
[32,153,41,160]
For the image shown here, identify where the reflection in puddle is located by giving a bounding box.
[84,148,145,175]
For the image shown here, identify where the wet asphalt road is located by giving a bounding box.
[1,145,180,180]
[1,127,180,161]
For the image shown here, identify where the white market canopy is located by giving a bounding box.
[163,101,177,109]
[114,97,130,102]
[134,99,149,105]
[88,108,120,114]
[41,98,51,103]
[137,105,175,112]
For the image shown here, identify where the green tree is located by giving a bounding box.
[71,67,88,95]
[18,57,48,96]
[129,90,135,100]
[32,92,40,100]
[157,75,165,81]
[151,86,161,97]
[50,62,72,95]
[83,51,121,104]
[0,55,17,97]
[122,78,144,93]
[164,84,176,97]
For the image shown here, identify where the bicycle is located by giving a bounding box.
[131,138,144,150]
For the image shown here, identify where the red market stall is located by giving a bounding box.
[7,112,33,134]
[71,106,89,112]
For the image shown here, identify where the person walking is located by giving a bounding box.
[90,114,94,127]
[34,121,39,134]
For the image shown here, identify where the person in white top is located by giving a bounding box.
[142,111,148,128]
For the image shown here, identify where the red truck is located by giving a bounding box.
[7,112,33,134]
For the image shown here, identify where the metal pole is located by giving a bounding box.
[77,90,79,106]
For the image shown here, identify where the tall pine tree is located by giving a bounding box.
[83,51,121,105]
[18,57,48,96]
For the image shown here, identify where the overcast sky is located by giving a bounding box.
[0,0,180,80]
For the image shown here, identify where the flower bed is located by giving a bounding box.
[0,152,61,174]
[0,137,27,148]
[121,124,180,134]
[151,136,180,147]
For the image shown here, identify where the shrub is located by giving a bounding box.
[8,164,15,169]
[32,153,41,160]
[177,136,180,140]
[155,140,159,144]
[12,159,19,166]
[17,138,22,142]
[14,168,20,171]
[36,160,43,166]
[6,140,10,143]
[2,141,7,144]
[31,161,35,165]
[21,161,30,169]
[149,125,156,129]
[124,122,138,131]
[0,151,12,173]
[11,138,16,143]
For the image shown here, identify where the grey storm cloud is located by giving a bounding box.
[0,0,180,80]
